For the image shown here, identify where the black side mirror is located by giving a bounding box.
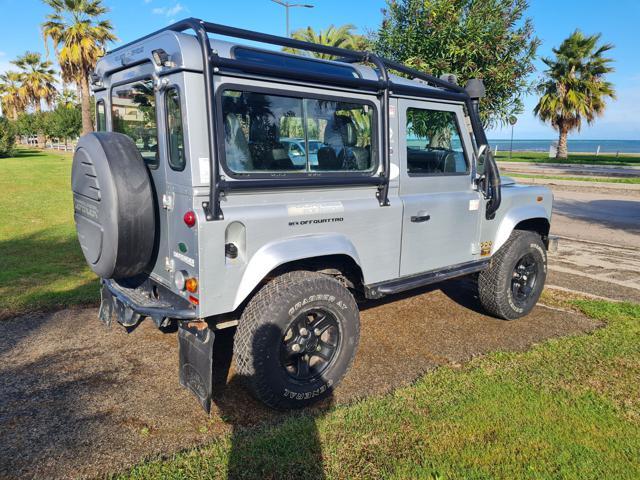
[476,145,502,219]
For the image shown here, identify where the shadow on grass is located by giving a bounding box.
[11,148,50,158]
[0,228,99,321]
[211,326,332,479]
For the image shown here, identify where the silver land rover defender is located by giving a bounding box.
[72,18,554,411]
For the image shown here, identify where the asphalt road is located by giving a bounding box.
[546,185,640,302]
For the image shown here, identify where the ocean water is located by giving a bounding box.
[488,139,640,154]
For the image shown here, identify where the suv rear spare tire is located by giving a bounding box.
[72,132,156,279]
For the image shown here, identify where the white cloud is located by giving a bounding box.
[0,52,6,57]
[152,2,184,16]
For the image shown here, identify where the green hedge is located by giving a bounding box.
[0,117,16,157]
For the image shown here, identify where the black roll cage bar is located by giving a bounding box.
[110,17,490,221]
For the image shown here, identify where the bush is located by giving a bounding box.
[0,117,16,157]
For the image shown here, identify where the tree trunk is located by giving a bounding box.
[78,75,94,136]
[34,100,44,147]
[556,127,569,159]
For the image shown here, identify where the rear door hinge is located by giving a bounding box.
[162,193,174,211]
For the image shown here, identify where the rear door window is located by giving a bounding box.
[96,100,106,131]
[111,79,158,168]
[220,89,375,176]
[165,88,186,171]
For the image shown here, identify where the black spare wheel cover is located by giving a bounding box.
[72,132,156,279]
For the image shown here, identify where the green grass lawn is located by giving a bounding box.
[0,149,99,320]
[508,173,640,184]
[496,151,640,166]
[119,298,640,480]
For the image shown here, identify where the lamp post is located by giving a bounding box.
[508,115,517,161]
[270,0,314,37]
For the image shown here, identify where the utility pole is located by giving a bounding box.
[270,0,314,37]
[508,116,517,161]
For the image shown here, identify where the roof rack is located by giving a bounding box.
[109,18,487,221]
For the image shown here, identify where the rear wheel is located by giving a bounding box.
[234,271,360,409]
[478,230,547,320]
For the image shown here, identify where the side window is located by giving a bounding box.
[111,79,158,168]
[166,88,186,171]
[221,89,375,175]
[305,99,373,172]
[96,100,106,131]
[406,108,468,175]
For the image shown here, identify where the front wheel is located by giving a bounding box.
[478,230,547,320]
[234,271,360,409]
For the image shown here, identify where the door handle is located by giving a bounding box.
[411,213,431,223]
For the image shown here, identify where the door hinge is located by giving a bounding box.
[165,256,175,273]
[162,193,174,211]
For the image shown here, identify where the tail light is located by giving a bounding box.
[183,211,196,228]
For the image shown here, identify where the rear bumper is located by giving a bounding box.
[100,278,197,328]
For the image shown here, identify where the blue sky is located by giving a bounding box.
[0,0,638,139]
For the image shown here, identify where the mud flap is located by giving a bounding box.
[99,284,142,329]
[178,323,215,413]
[99,284,114,327]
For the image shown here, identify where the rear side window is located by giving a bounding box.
[406,108,468,175]
[96,100,106,131]
[221,89,375,176]
[111,79,158,168]
[166,88,186,171]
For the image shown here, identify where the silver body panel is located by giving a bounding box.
[93,30,553,319]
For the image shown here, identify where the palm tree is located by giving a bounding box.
[0,71,27,120]
[57,88,79,108]
[42,0,116,135]
[284,24,369,59]
[12,52,58,112]
[534,30,615,159]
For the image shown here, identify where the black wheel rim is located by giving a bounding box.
[280,308,341,381]
[511,253,539,307]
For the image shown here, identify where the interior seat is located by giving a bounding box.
[223,110,253,172]
[317,117,344,170]
[249,114,294,170]
[337,117,370,170]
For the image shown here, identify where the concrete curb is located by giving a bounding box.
[514,177,640,190]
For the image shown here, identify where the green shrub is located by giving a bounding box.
[0,117,16,157]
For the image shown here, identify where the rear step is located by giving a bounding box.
[99,278,197,328]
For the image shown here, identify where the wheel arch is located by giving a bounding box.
[492,205,551,254]
[232,234,364,311]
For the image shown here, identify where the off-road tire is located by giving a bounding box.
[234,271,360,409]
[478,230,547,320]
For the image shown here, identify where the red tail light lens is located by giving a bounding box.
[183,211,196,228]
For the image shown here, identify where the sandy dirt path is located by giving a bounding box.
[0,281,600,479]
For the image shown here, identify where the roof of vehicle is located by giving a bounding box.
[96,18,471,104]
